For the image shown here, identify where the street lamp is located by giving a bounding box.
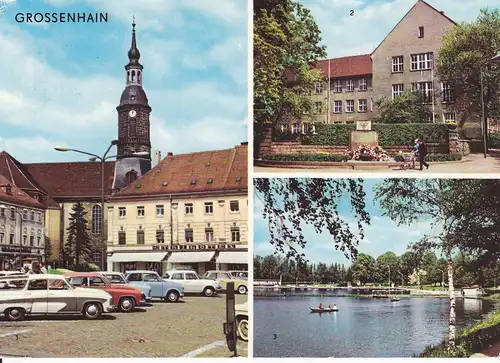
[0,204,24,269]
[55,141,149,270]
[480,53,500,158]
[399,272,404,287]
[438,268,445,291]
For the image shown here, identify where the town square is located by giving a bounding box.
[0,0,248,358]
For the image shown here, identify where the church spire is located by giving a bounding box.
[125,16,143,86]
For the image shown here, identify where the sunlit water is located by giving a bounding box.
[254,296,495,357]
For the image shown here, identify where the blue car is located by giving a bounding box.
[100,271,153,304]
[124,270,184,303]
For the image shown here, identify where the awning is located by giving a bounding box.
[217,251,248,265]
[108,252,168,263]
[168,252,216,263]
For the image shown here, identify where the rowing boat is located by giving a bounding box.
[310,307,338,313]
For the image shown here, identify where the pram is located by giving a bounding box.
[399,151,417,170]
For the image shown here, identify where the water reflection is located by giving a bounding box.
[254,296,495,357]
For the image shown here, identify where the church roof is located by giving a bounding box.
[24,161,115,199]
[113,143,248,198]
[0,174,44,209]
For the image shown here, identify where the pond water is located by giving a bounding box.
[254,296,495,357]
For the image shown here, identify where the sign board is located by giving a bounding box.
[152,244,237,251]
[356,120,372,131]
[223,282,238,356]
[350,131,379,151]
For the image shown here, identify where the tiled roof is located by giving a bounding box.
[0,174,44,209]
[114,144,248,198]
[312,55,372,78]
[24,161,115,198]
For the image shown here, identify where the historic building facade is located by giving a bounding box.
[304,0,460,126]
[0,174,45,268]
[106,144,248,275]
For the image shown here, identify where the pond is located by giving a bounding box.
[254,295,496,357]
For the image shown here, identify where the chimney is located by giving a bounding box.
[440,11,444,14]
[5,185,11,195]
[153,150,162,167]
[167,152,173,156]
[241,141,248,146]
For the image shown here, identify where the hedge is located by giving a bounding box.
[304,123,448,147]
[488,133,500,149]
[394,153,462,162]
[262,153,349,162]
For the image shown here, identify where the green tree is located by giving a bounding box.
[400,251,421,284]
[373,90,431,124]
[420,251,439,285]
[436,9,500,128]
[254,256,264,279]
[351,253,376,285]
[254,0,326,148]
[260,255,281,280]
[375,252,400,285]
[254,178,370,264]
[64,201,92,271]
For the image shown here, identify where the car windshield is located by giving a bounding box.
[106,274,126,284]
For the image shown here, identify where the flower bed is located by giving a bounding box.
[344,144,390,161]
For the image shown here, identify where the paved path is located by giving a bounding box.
[254,153,500,175]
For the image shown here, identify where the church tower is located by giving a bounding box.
[112,19,152,191]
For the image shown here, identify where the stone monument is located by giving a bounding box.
[350,120,378,150]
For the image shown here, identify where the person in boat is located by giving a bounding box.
[328,305,332,309]
[318,303,323,309]
[333,304,337,309]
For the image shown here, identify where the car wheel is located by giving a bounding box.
[166,290,179,302]
[82,302,102,319]
[203,286,215,297]
[238,285,248,295]
[119,297,135,312]
[5,307,25,322]
[237,316,249,341]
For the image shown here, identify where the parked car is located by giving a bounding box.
[99,271,152,304]
[202,270,248,294]
[163,270,221,297]
[0,274,114,321]
[235,302,248,341]
[229,271,248,280]
[66,272,144,312]
[124,270,184,302]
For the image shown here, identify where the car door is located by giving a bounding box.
[26,278,48,314]
[185,272,202,293]
[219,272,233,289]
[48,278,77,313]
[142,273,163,297]
[170,272,187,292]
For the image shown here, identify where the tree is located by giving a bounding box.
[254,0,326,147]
[254,178,370,264]
[351,253,376,285]
[375,252,400,285]
[400,251,421,284]
[44,236,53,263]
[437,9,500,128]
[373,90,431,124]
[254,256,264,279]
[260,255,281,280]
[64,201,92,271]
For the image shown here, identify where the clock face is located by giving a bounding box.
[129,110,137,118]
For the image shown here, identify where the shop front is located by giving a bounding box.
[0,246,44,270]
[216,250,248,272]
[166,251,216,275]
[107,252,168,275]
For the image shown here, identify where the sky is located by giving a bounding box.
[253,179,439,266]
[0,0,248,163]
[300,0,500,58]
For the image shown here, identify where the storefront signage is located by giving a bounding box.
[1,246,35,254]
[152,244,238,251]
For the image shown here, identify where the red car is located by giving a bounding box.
[65,272,144,312]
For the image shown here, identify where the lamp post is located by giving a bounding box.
[438,268,445,291]
[480,53,500,158]
[0,205,24,270]
[399,272,404,287]
[55,142,148,270]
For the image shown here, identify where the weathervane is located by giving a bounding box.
[132,15,135,26]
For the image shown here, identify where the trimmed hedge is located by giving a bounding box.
[305,123,448,147]
[488,132,500,149]
[394,153,462,162]
[263,153,349,162]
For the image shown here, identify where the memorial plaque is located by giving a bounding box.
[350,131,379,150]
[356,120,372,131]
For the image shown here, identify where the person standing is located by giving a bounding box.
[418,138,429,170]
[40,262,47,274]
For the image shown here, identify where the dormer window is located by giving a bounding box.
[418,26,424,38]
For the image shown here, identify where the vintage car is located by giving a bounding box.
[124,270,184,302]
[99,271,153,304]
[163,269,221,297]
[66,272,144,312]
[0,274,114,321]
[202,270,248,294]
[235,302,248,341]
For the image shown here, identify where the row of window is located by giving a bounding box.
[117,201,241,219]
[315,99,370,114]
[0,232,43,247]
[392,52,434,73]
[0,207,43,223]
[391,82,455,103]
[117,226,242,245]
[315,78,369,94]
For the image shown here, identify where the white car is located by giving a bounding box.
[163,270,221,297]
[236,302,249,341]
[0,274,114,321]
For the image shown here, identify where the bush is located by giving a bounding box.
[488,133,500,149]
[308,123,448,147]
[263,153,349,162]
[425,153,462,162]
